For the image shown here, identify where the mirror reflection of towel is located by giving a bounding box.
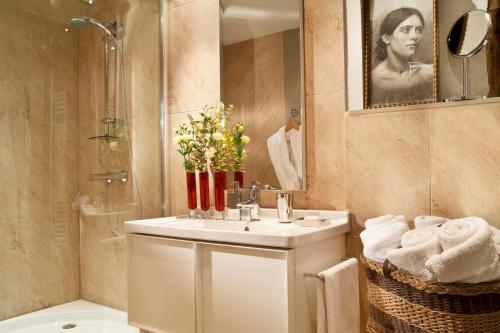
[267,126,302,190]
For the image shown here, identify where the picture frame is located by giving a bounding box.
[363,0,439,109]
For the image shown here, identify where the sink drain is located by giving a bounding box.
[62,323,77,329]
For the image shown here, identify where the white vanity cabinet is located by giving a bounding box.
[127,233,346,333]
[127,235,196,333]
[126,210,349,333]
[196,242,293,333]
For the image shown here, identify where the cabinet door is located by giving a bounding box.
[128,234,196,333]
[197,243,294,333]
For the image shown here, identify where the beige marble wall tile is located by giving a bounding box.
[345,110,431,228]
[430,101,500,226]
[0,219,31,320]
[305,92,346,210]
[30,216,79,312]
[0,2,81,320]
[168,0,220,114]
[304,0,344,96]
[80,213,131,311]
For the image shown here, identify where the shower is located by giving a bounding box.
[70,16,119,140]
[70,16,143,223]
[70,17,116,38]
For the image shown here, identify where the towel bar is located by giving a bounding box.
[304,272,324,280]
[303,257,351,280]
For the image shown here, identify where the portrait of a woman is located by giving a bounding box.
[369,6,435,106]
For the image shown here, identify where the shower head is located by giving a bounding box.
[69,17,116,38]
[69,17,88,29]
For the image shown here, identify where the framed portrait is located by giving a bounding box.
[363,0,439,108]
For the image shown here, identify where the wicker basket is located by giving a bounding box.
[360,255,500,333]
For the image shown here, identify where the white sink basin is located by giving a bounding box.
[167,220,297,233]
[125,209,349,248]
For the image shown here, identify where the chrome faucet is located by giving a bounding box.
[237,181,261,221]
[276,192,293,223]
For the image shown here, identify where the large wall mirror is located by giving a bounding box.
[219,0,305,191]
[345,0,499,111]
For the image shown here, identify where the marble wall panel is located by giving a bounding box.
[345,110,431,227]
[430,101,500,226]
[0,2,81,320]
[304,0,344,96]
[168,0,220,114]
[0,219,31,319]
[79,211,133,312]
[305,92,346,210]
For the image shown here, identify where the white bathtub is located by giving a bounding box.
[0,300,138,333]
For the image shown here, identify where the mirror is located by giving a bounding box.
[448,10,492,58]
[446,9,492,101]
[220,0,305,191]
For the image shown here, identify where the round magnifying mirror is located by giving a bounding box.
[448,10,492,58]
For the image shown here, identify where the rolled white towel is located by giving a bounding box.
[491,226,500,254]
[361,215,409,263]
[414,215,449,229]
[365,215,405,229]
[387,228,442,280]
[425,217,500,283]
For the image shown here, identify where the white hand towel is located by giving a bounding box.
[317,258,360,333]
[387,228,441,280]
[361,216,409,262]
[491,226,500,254]
[414,215,449,228]
[316,280,327,333]
[425,217,500,283]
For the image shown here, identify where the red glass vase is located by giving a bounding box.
[213,171,227,215]
[186,171,197,218]
[233,171,244,187]
[199,171,210,214]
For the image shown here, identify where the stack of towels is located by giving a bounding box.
[360,215,500,283]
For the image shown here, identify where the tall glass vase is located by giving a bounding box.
[186,171,197,219]
[233,170,244,187]
[213,171,227,219]
[199,171,210,218]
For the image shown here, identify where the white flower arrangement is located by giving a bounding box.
[174,103,250,173]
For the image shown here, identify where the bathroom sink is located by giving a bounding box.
[167,219,298,233]
[125,209,349,248]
